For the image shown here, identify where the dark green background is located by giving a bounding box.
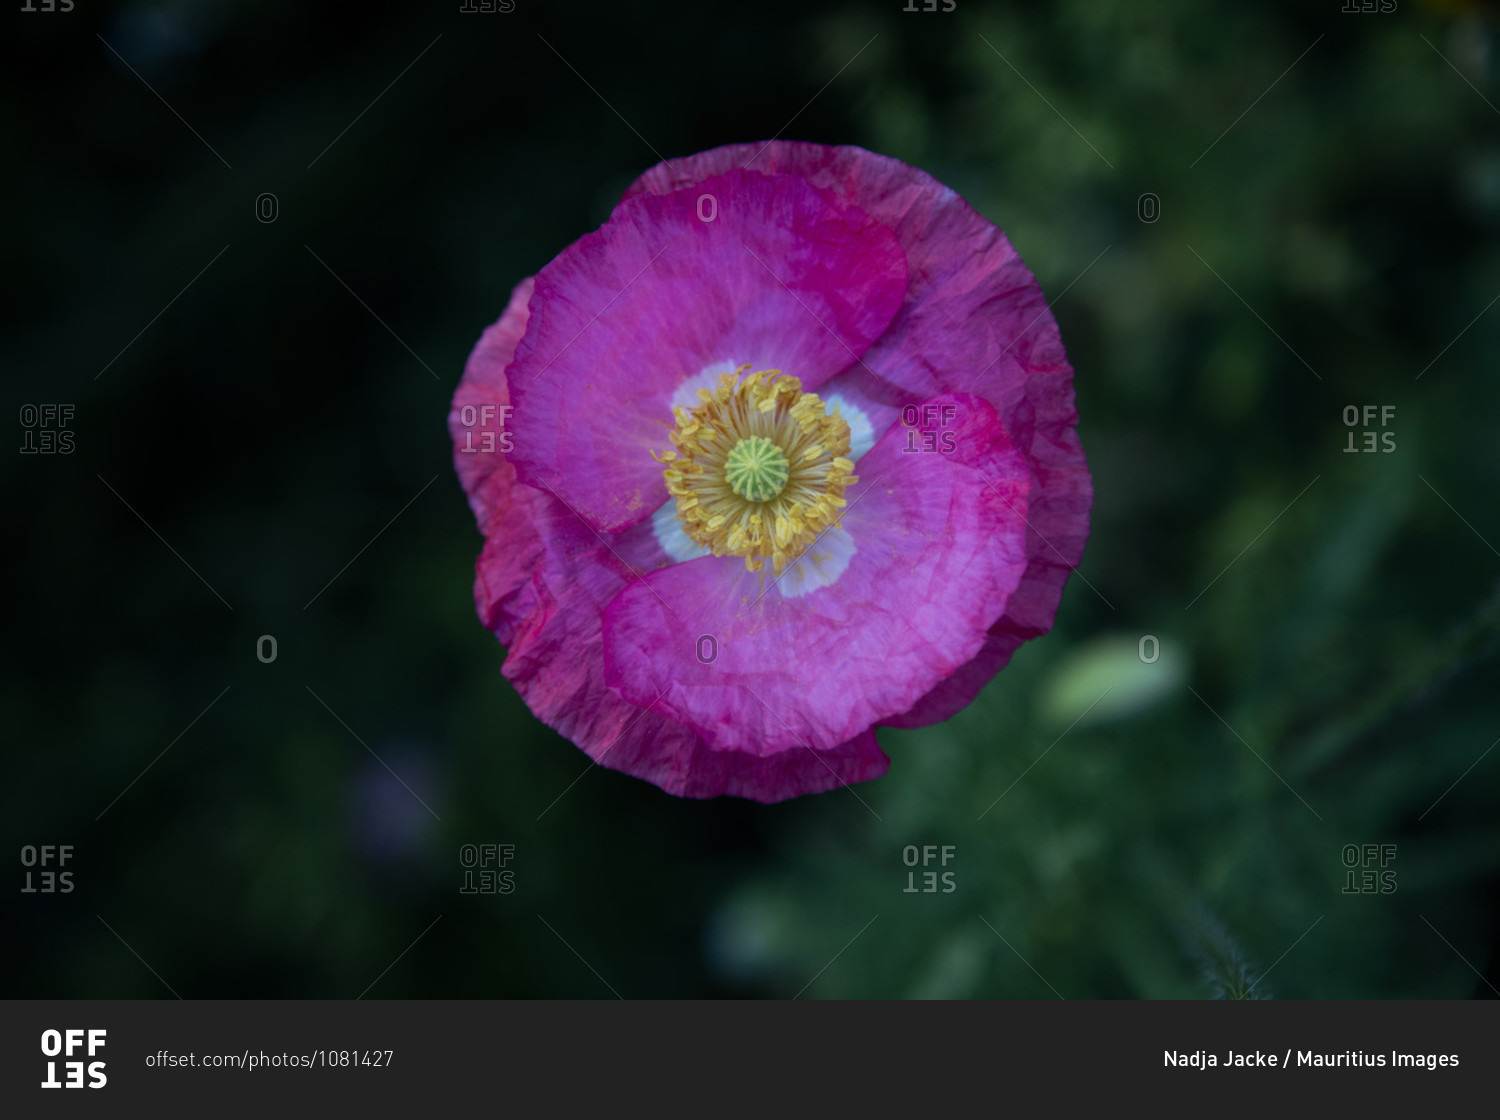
[5,0,1498,998]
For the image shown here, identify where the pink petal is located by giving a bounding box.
[448,278,533,531]
[448,308,878,800]
[629,143,1092,727]
[448,279,541,645]
[506,168,908,533]
[601,394,1031,754]
[886,425,1092,728]
[495,483,888,801]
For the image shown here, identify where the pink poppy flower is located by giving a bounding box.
[449,141,1091,803]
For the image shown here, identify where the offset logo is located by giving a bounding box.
[20,844,74,894]
[18,404,76,455]
[459,843,516,895]
[40,1029,107,1089]
[454,403,514,454]
[901,403,959,454]
[902,844,957,893]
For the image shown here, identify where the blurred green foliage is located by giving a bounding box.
[4,0,1498,998]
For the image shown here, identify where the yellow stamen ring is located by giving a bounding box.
[655,366,857,574]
